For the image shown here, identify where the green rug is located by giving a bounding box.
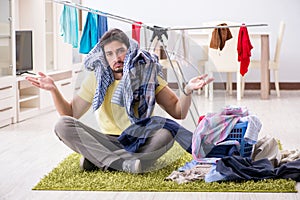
[33,144,297,192]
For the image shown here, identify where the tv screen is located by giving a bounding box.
[15,30,33,75]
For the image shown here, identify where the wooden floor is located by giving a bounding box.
[0,90,299,200]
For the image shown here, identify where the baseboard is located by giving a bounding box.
[168,82,300,90]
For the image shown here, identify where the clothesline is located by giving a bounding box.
[53,0,145,28]
[53,0,268,32]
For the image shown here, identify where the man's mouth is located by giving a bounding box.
[114,62,124,72]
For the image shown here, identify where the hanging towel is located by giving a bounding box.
[209,23,232,51]
[79,12,98,54]
[237,25,253,76]
[59,5,79,48]
[132,22,142,44]
[97,15,108,40]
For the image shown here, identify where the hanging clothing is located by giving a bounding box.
[237,25,253,76]
[97,15,108,40]
[59,5,79,48]
[209,23,232,51]
[132,22,142,44]
[79,12,98,54]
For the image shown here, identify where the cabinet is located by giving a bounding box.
[0,0,16,127]
[17,77,40,122]
[17,70,73,122]
[0,0,84,126]
[0,77,16,127]
[0,0,13,77]
[13,0,79,122]
[16,0,73,73]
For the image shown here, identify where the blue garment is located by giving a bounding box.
[79,12,98,54]
[205,164,226,183]
[59,5,78,48]
[97,15,108,39]
[206,144,240,158]
[216,156,300,182]
[178,160,200,172]
[118,116,193,153]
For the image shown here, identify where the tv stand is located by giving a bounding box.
[16,71,36,76]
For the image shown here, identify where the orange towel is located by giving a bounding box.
[237,26,253,76]
[210,23,233,51]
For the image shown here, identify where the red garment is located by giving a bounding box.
[237,26,253,76]
[132,22,142,44]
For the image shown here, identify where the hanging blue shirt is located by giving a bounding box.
[79,12,98,54]
[97,15,108,40]
[59,5,79,48]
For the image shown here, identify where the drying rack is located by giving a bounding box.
[53,0,268,126]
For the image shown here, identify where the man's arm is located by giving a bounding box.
[26,72,91,118]
[156,74,213,119]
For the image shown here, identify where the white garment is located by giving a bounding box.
[240,115,262,144]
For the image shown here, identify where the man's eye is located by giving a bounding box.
[119,49,126,53]
[106,52,113,57]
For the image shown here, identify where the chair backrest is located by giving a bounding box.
[274,21,285,63]
[205,21,240,72]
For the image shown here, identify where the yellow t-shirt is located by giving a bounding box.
[77,72,167,135]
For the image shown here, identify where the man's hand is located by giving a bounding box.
[185,74,214,94]
[25,72,56,91]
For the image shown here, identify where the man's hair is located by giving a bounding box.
[99,28,130,49]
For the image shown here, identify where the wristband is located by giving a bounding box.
[183,86,193,96]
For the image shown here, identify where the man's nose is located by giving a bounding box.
[112,53,122,62]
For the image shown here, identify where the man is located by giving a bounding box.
[26,28,213,173]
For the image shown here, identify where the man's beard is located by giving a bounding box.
[112,68,123,73]
[112,61,124,73]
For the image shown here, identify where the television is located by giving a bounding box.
[15,30,34,75]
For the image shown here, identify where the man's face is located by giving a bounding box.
[103,40,128,73]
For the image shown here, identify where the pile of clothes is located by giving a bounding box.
[165,106,300,184]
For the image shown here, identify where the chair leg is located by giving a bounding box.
[204,84,209,98]
[241,76,245,97]
[226,72,233,95]
[209,72,214,100]
[204,65,209,98]
[274,69,280,97]
[236,72,241,101]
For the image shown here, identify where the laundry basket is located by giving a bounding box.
[224,121,253,157]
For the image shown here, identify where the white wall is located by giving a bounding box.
[82,0,300,83]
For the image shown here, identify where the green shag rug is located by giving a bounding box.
[33,144,297,192]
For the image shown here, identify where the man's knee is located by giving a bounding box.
[54,116,76,142]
